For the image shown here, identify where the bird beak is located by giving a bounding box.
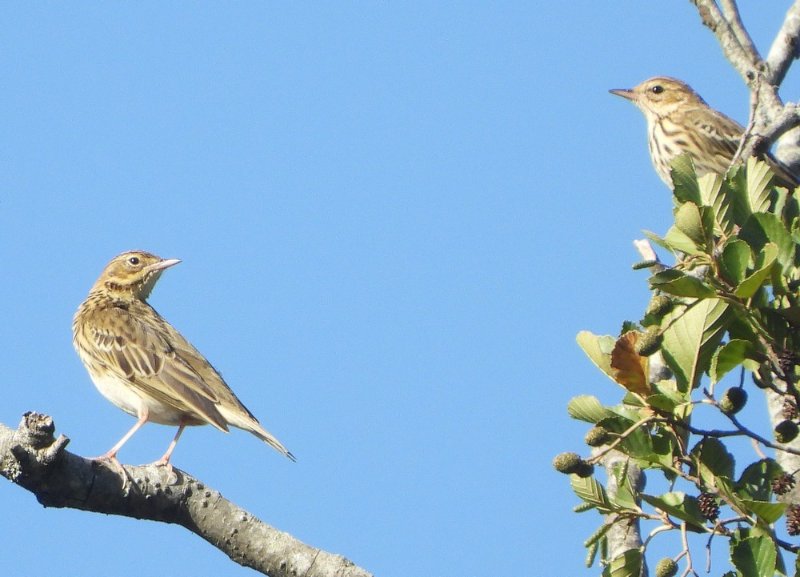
[609,88,636,101]
[146,258,181,273]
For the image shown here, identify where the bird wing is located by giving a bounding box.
[158,318,261,422]
[686,107,798,189]
[85,303,229,431]
[686,108,741,156]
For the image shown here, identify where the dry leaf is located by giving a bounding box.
[610,331,650,395]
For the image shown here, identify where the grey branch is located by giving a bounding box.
[690,0,800,174]
[0,412,373,577]
[766,1,800,86]
[690,0,760,82]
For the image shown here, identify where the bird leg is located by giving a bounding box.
[91,408,150,493]
[96,409,150,461]
[155,423,186,466]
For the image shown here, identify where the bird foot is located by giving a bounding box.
[91,454,134,494]
[151,458,180,485]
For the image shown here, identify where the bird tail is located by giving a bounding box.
[252,423,296,462]
[218,405,295,461]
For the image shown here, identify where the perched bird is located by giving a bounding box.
[73,250,294,465]
[610,76,798,190]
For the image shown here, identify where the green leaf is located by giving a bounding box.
[718,239,751,287]
[663,225,709,255]
[571,475,613,513]
[641,230,673,254]
[661,298,730,390]
[604,549,642,577]
[693,437,735,483]
[734,243,778,298]
[740,499,786,524]
[670,154,701,205]
[737,459,782,501]
[597,416,655,463]
[567,395,613,423]
[576,331,616,380]
[726,159,773,227]
[609,475,639,511]
[740,213,796,272]
[698,171,735,235]
[649,269,716,298]
[641,492,705,527]
[731,535,777,577]
[745,157,775,213]
[710,339,760,384]
[673,202,711,252]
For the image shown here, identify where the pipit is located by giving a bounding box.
[610,76,798,190]
[73,250,294,466]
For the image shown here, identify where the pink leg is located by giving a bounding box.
[96,408,150,461]
[155,424,186,466]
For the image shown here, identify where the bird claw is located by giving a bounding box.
[152,459,180,486]
[91,454,135,494]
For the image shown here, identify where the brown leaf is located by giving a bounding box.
[610,331,650,395]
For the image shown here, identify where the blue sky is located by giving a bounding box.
[1,3,797,576]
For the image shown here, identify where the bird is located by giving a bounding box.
[72,250,295,466]
[610,76,798,190]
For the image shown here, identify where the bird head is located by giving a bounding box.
[92,250,181,301]
[610,76,707,121]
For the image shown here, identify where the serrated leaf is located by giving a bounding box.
[710,339,760,384]
[673,202,711,252]
[641,492,705,527]
[610,477,639,511]
[576,331,616,380]
[693,437,735,482]
[661,298,730,390]
[740,213,796,272]
[663,225,709,255]
[731,535,777,577]
[641,230,673,254]
[719,239,751,286]
[726,159,773,227]
[670,154,701,205]
[698,171,735,235]
[604,549,642,577]
[571,475,613,513]
[597,415,655,463]
[734,243,778,298]
[745,157,775,213]
[567,395,613,423]
[649,269,716,298]
[737,459,782,501]
[740,499,786,524]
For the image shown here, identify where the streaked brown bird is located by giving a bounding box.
[610,76,798,190]
[73,250,294,466]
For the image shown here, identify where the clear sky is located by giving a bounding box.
[1,3,797,576]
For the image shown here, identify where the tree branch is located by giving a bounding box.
[766,0,800,86]
[689,0,800,176]
[0,412,373,577]
[690,0,761,82]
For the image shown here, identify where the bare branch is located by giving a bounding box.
[766,1,800,86]
[719,0,761,63]
[689,0,761,84]
[0,412,373,577]
[689,0,800,178]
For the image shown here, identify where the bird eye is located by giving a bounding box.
[651,85,664,94]
[128,256,140,266]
